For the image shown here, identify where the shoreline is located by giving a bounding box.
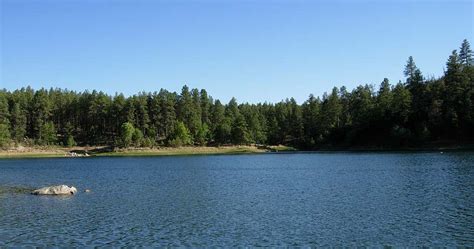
[0,145,296,159]
[0,144,473,159]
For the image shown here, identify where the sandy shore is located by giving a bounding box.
[0,145,296,159]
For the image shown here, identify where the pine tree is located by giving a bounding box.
[39,121,57,145]
[159,90,177,142]
[133,93,150,137]
[0,91,11,147]
[211,100,230,144]
[404,56,429,140]
[376,78,393,125]
[177,86,192,128]
[111,93,127,137]
[31,89,52,141]
[443,49,472,138]
[287,98,303,145]
[200,89,211,127]
[148,92,161,142]
[391,82,412,136]
[10,103,27,142]
[190,88,203,139]
[320,87,342,134]
[231,114,250,145]
[460,39,473,66]
[302,94,321,147]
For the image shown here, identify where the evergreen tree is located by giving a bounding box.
[88,91,111,144]
[211,100,230,144]
[133,93,150,137]
[302,94,321,147]
[158,90,177,142]
[460,39,473,66]
[0,123,10,148]
[375,79,394,139]
[10,103,27,142]
[404,56,428,141]
[200,89,211,126]
[390,82,412,145]
[177,85,201,138]
[0,92,11,147]
[148,92,161,142]
[190,88,203,139]
[287,98,303,145]
[111,93,127,137]
[320,87,342,140]
[31,89,52,141]
[231,114,251,145]
[241,104,266,144]
[39,121,57,145]
[443,49,472,139]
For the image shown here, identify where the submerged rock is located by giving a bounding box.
[32,185,77,195]
[0,186,34,195]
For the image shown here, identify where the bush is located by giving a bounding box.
[65,135,77,147]
[141,137,155,148]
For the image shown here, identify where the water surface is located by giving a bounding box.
[1,152,473,246]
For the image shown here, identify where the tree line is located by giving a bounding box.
[0,39,473,149]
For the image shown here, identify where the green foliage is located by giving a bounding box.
[460,39,473,66]
[141,137,155,148]
[132,128,144,147]
[169,121,192,147]
[66,135,77,147]
[10,103,27,142]
[31,89,52,141]
[39,121,57,145]
[0,91,10,126]
[0,91,11,147]
[0,123,11,148]
[120,122,135,147]
[214,118,232,144]
[63,122,76,147]
[195,123,210,146]
[391,82,412,125]
[231,114,251,145]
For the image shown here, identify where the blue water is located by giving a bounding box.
[0,152,473,247]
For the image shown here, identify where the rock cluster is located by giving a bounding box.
[66,152,90,157]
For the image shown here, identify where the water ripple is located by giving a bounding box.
[0,152,473,247]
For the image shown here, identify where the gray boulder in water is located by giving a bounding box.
[32,185,77,195]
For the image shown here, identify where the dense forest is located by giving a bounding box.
[0,40,473,149]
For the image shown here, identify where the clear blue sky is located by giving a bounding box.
[1,0,473,103]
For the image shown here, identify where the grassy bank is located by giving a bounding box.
[0,145,296,159]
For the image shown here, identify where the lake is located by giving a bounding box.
[0,152,473,247]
